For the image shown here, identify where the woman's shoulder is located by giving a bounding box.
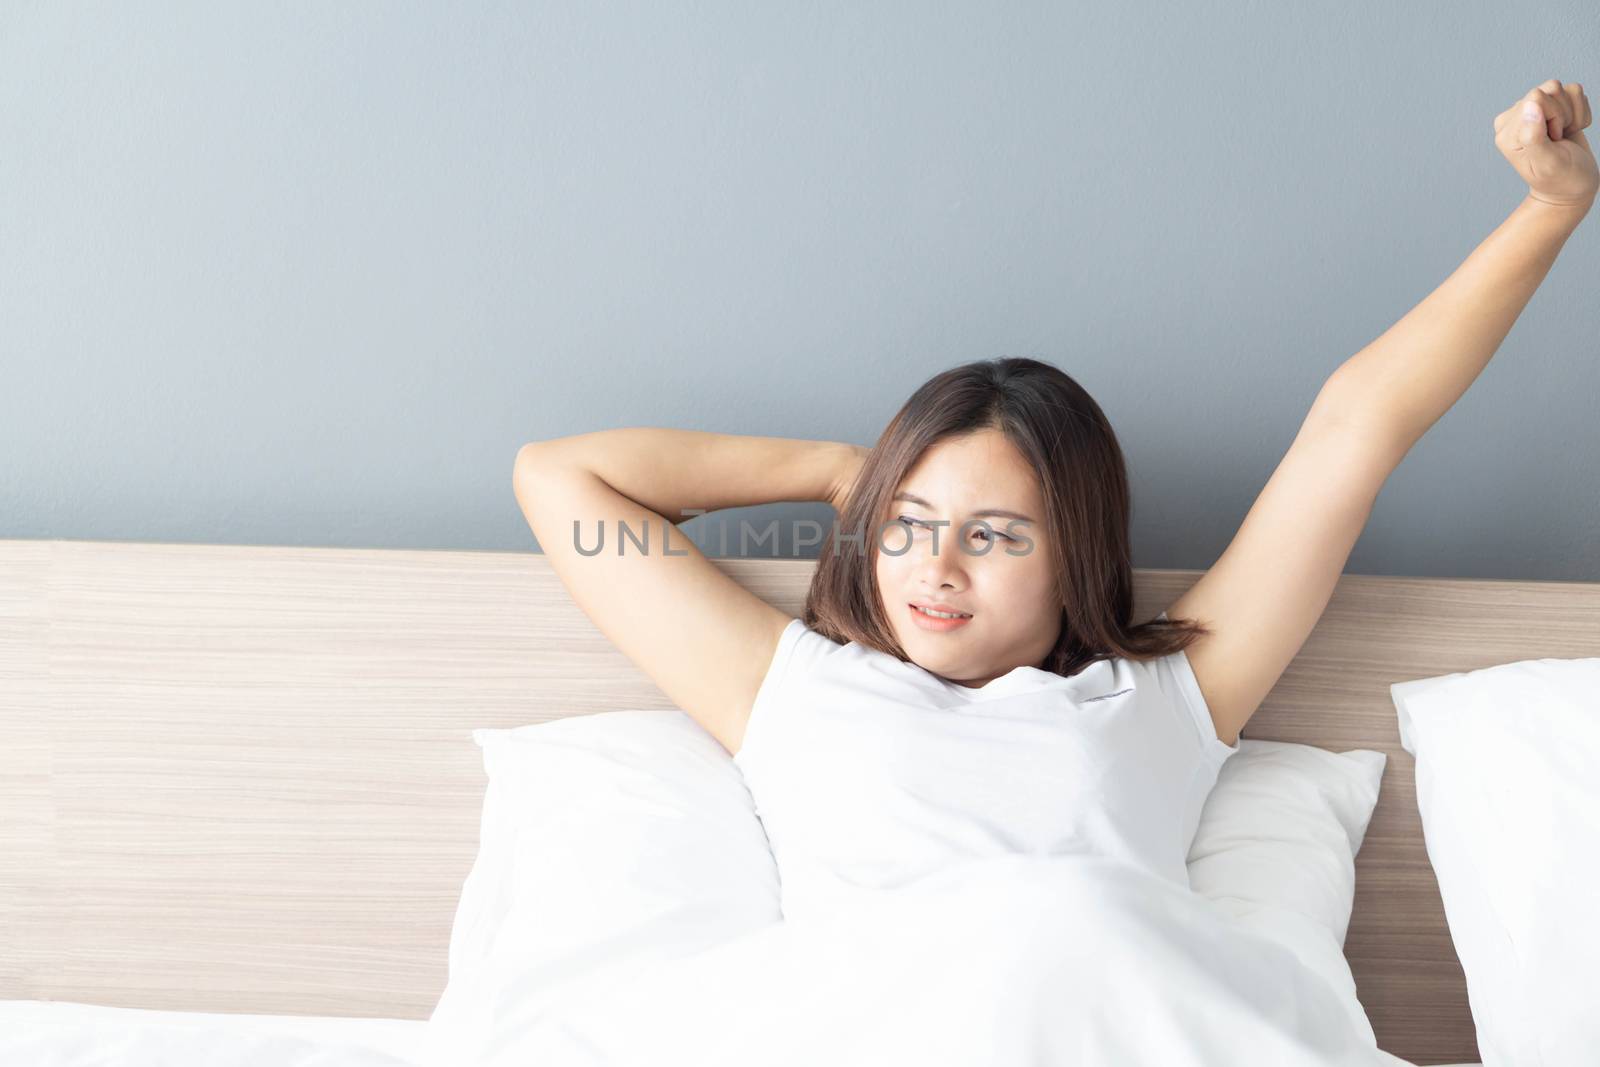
[772,616,850,671]
[733,618,850,761]
[1108,642,1240,762]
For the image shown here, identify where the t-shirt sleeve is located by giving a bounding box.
[736,617,841,767]
[1153,611,1241,763]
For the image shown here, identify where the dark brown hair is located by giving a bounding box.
[802,356,1210,678]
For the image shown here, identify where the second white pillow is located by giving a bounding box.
[1393,657,1600,1067]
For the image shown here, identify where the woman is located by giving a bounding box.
[497,80,1593,1064]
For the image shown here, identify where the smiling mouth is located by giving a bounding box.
[908,603,974,632]
[911,603,972,619]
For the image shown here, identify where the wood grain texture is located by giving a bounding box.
[4,539,1595,1064]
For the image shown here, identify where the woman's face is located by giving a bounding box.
[874,428,1062,687]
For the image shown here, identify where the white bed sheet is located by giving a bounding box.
[0,999,1483,1067]
[0,1000,427,1066]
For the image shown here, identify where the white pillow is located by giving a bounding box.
[1392,657,1600,1067]
[422,711,781,1067]
[425,712,1385,1063]
[1186,739,1386,1045]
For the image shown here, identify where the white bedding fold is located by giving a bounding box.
[0,1000,425,1066]
[457,852,1394,1067]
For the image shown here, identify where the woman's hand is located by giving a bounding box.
[1495,79,1596,210]
[826,444,871,513]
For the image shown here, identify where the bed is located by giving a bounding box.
[6,536,1597,1064]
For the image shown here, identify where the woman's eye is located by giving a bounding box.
[894,516,1013,544]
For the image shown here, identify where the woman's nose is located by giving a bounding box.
[915,528,968,588]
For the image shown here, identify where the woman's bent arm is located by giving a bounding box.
[515,428,864,523]
[511,430,864,757]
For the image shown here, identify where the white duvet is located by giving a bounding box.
[0,999,423,1066]
[436,853,1402,1067]
[2,858,1445,1067]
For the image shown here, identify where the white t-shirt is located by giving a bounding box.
[733,612,1240,923]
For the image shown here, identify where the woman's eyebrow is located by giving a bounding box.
[891,492,1034,524]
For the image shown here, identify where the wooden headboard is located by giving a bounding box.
[5,537,1598,1063]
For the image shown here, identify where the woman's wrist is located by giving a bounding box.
[1523,190,1594,225]
[825,443,870,512]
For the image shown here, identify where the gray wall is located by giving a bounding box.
[4,3,1597,579]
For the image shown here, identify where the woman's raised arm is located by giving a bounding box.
[1320,79,1594,457]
